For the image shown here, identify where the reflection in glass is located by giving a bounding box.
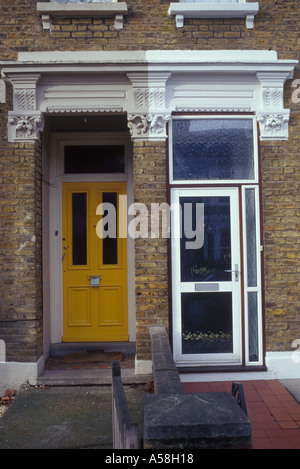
[72,193,87,266]
[180,196,231,282]
[182,292,233,354]
[248,292,259,362]
[102,192,118,265]
[173,119,254,180]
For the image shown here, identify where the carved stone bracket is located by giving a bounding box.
[8,112,45,142]
[127,113,171,140]
[256,72,293,140]
[256,111,290,140]
[127,72,171,140]
[7,73,45,142]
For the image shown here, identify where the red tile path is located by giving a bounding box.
[45,356,300,448]
[182,379,300,449]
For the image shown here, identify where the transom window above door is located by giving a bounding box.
[64,145,125,174]
[170,116,258,184]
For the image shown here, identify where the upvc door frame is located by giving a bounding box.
[171,186,243,367]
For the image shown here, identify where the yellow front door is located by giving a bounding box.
[62,182,128,342]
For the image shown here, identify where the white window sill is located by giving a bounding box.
[37,2,128,30]
[168,2,259,29]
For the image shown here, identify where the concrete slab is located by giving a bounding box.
[0,384,144,449]
[143,392,251,449]
[280,379,300,403]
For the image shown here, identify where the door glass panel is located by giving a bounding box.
[72,192,87,266]
[102,192,118,265]
[172,119,254,181]
[180,196,231,282]
[65,145,125,174]
[245,188,257,287]
[182,292,233,354]
[248,292,259,362]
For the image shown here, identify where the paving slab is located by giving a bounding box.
[280,379,300,404]
[0,384,144,449]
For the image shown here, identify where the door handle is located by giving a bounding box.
[225,264,240,282]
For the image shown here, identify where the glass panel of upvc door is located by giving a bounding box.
[242,185,263,365]
[171,187,242,366]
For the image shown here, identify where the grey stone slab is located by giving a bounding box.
[150,326,183,394]
[143,392,251,449]
[150,327,177,372]
[280,379,300,403]
[154,370,184,394]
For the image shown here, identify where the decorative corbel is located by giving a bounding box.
[127,113,171,140]
[127,72,171,140]
[6,73,45,142]
[256,72,293,140]
[256,111,290,141]
[8,112,45,142]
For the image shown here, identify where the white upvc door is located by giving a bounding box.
[171,187,242,367]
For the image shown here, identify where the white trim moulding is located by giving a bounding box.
[37,2,128,31]
[168,2,259,29]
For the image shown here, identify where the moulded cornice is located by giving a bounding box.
[1,50,297,76]
[0,50,297,142]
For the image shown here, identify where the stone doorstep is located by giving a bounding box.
[143,392,252,449]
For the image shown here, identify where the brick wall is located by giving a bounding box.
[0,0,299,361]
[133,141,169,361]
[0,136,43,361]
[261,78,300,351]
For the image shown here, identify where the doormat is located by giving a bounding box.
[61,351,124,363]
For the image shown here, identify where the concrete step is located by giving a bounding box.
[37,368,152,387]
[49,341,136,357]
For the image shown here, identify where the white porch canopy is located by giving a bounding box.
[0,50,297,141]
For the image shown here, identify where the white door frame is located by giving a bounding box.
[45,131,135,344]
[171,187,243,367]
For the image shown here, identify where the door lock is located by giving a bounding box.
[225,264,240,282]
[87,275,102,287]
[62,245,69,261]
